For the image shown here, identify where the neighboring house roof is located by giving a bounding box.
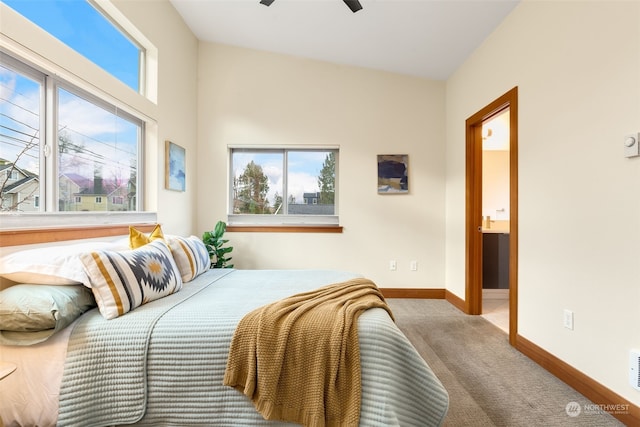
[0,161,39,194]
[76,181,125,196]
[2,175,38,193]
[60,173,93,189]
[59,173,125,197]
[0,160,34,177]
[288,204,335,215]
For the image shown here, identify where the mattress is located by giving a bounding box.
[0,269,449,426]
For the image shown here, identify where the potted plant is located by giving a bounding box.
[202,220,234,268]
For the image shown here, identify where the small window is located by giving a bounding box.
[95,197,102,204]
[229,148,338,225]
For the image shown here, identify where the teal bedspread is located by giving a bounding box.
[57,269,449,426]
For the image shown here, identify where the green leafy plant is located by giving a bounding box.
[202,220,234,268]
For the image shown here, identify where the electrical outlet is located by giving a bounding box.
[563,309,574,330]
[410,261,417,271]
[630,349,640,391]
[389,260,397,271]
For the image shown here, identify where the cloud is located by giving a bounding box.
[232,151,328,205]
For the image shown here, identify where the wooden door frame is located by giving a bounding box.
[465,87,518,346]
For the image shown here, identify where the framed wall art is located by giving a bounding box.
[165,141,186,191]
[377,154,408,194]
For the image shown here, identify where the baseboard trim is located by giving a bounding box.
[445,290,466,312]
[516,334,640,426]
[380,288,445,299]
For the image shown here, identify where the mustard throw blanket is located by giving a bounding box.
[223,278,393,427]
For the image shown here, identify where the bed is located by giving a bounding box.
[0,229,449,427]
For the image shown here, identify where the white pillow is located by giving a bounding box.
[166,235,211,282]
[0,241,129,286]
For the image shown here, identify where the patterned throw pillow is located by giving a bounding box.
[129,224,164,249]
[166,235,211,282]
[80,239,182,320]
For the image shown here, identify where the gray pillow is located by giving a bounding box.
[0,284,96,345]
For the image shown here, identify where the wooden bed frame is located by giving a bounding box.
[0,224,157,247]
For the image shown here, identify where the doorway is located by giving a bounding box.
[480,109,510,333]
[465,87,518,346]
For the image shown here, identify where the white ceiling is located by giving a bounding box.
[169,0,520,80]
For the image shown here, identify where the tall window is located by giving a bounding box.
[229,148,338,225]
[3,0,142,92]
[0,58,43,212]
[0,54,142,212]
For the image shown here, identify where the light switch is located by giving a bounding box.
[624,133,639,158]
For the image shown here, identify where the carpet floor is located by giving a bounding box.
[386,299,625,427]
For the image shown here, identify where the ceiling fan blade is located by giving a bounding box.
[343,0,363,13]
[259,0,362,12]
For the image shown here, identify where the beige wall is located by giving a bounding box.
[446,0,640,404]
[482,150,509,220]
[196,43,446,288]
[112,0,198,236]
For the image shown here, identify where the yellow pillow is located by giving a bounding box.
[129,224,164,249]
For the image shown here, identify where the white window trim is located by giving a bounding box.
[0,2,158,111]
[91,0,158,103]
[1,54,146,215]
[228,214,339,226]
[0,211,157,230]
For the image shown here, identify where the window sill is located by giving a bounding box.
[0,212,156,230]
[226,225,343,233]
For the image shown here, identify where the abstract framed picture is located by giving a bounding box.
[165,141,186,191]
[377,154,408,194]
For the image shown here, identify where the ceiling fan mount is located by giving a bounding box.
[259,0,363,13]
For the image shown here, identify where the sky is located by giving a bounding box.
[0,64,41,172]
[3,0,139,91]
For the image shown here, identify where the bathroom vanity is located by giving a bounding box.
[482,225,510,289]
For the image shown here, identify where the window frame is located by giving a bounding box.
[0,1,157,230]
[0,52,145,216]
[228,146,339,227]
[53,78,145,212]
[3,0,145,95]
